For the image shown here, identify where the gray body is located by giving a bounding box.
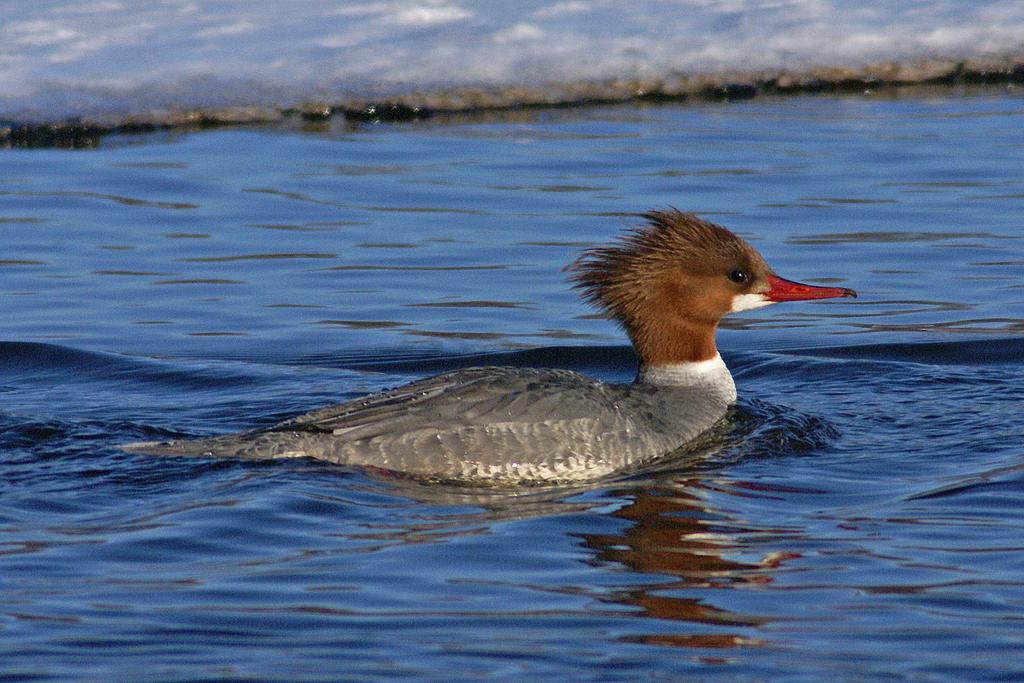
[125,363,735,483]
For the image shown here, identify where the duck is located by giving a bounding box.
[125,210,855,483]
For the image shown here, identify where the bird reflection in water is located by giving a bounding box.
[365,466,798,658]
[583,478,794,654]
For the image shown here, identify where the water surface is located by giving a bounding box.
[2,88,1024,680]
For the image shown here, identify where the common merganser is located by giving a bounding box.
[125,210,855,483]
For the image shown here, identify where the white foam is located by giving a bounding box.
[2,1,1022,121]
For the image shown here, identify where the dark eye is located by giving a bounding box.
[729,270,748,284]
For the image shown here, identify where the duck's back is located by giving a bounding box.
[125,366,729,482]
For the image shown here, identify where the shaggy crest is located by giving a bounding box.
[568,209,762,326]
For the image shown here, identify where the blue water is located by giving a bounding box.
[3,87,1024,680]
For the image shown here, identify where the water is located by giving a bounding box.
[2,88,1024,680]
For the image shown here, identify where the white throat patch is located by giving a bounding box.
[730,292,773,313]
[637,353,737,403]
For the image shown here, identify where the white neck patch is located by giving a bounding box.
[637,353,737,403]
[731,292,773,313]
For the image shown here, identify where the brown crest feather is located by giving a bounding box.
[567,209,768,365]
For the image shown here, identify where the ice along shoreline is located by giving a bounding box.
[3,55,1023,148]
